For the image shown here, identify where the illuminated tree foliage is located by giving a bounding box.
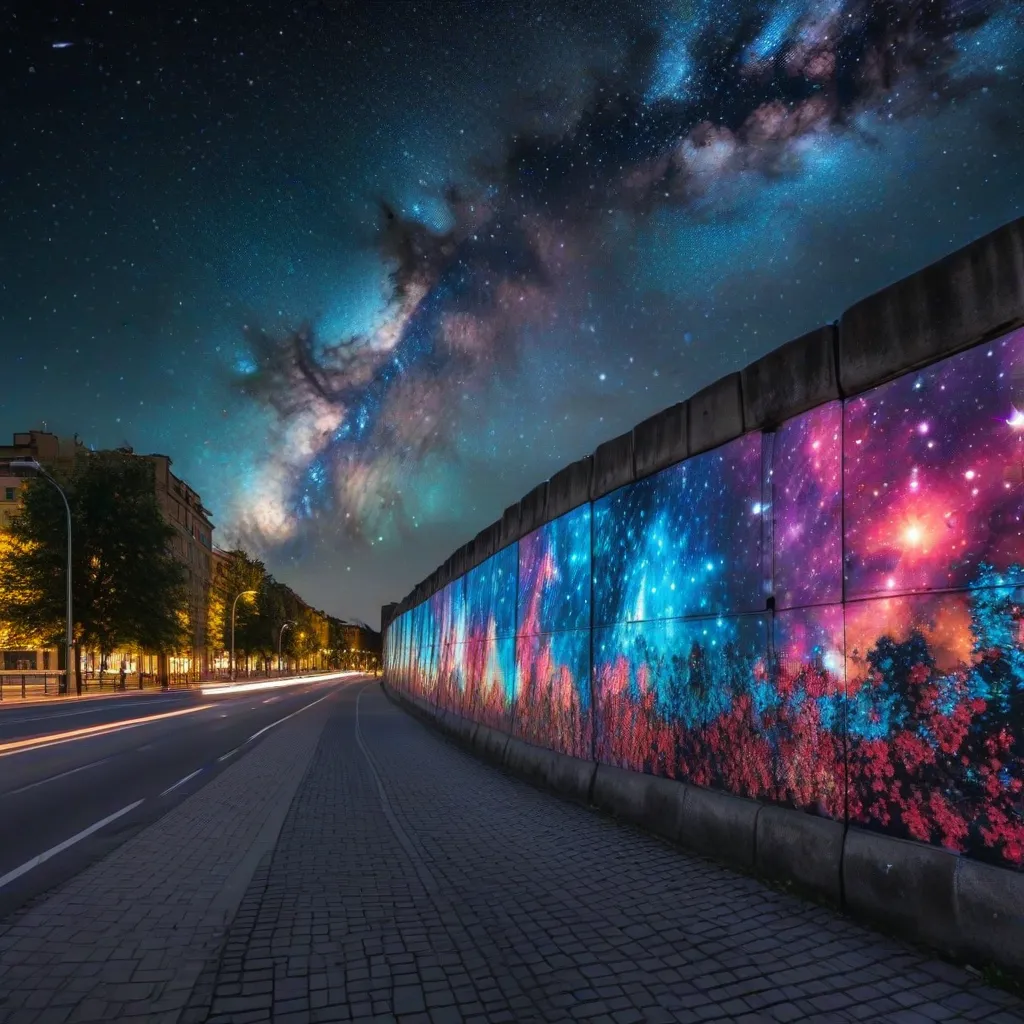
[1,451,189,693]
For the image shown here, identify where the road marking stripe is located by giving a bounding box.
[218,748,239,762]
[245,689,337,744]
[0,800,144,890]
[1,757,113,798]
[160,769,204,797]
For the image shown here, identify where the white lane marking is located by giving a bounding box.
[245,689,337,744]
[1,757,113,798]
[218,748,239,762]
[0,800,144,890]
[160,768,204,797]
[0,698,181,726]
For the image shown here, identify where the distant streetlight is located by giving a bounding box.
[230,589,258,681]
[9,459,73,695]
[278,620,294,673]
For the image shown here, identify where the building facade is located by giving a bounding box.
[0,432,217,682]
[144,453,215,677]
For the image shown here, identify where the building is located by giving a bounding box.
[144,453,216,677]
[0,431,217,682]
[0,431,87,672]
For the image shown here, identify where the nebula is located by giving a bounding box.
[229,0,1023,555]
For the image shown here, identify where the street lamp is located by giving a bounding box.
[230,589,258,682]
[9,459,73,696]
[278,620,294,674]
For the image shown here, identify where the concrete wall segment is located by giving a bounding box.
[632,402,688,481]
[688,373,744,456]
[741,325,839,429]
[840,216,1024,396]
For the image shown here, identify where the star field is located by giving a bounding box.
[2,0,1023,623]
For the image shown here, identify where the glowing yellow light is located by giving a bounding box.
[903,524,924,546]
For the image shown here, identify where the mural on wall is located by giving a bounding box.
[515,630,592,757]
[592,432,764,627]
[461,545,518,726]
[467,545,518,639]
[844,328,1024,600]
[515,506,592,755]
[518,505,590,633]
[594,614,767,789]
[841,328,1024,866]
[462,637,517,731]
[773,401,843,610]
[846,583,1024,866]
[387,328,1024,870]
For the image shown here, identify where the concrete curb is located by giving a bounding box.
[679,783,760,874]
[504,737,596,804]
[381,680,1024,979]
[954,855,1024,974]
[755,805,844,907]
[842,828,960,958]
[472,724,510,767]
[591,763,687,844]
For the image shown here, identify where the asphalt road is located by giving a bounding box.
[0,674,363,920]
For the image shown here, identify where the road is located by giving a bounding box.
[0,674,360,920]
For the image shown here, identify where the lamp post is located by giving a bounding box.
[278,620,294,675]
[9,459,73,696]
[230,589,258,682]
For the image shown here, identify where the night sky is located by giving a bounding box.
[3,1,1022,625]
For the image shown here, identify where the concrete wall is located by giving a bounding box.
[380,217,1024,975]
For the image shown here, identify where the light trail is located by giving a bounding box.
[201,670,362,696]
[0,705,214,758]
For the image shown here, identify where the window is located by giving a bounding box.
[4,488,14,501]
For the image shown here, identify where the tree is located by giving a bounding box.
[211,549,267,676]
[1,451,189,694]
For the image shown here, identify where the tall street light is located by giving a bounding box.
[9,459,73,696]
[230,589,258,682]
[278,620,294,674]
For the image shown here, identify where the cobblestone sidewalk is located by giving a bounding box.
[0,689,337,1024]
[189,683,1024,1024]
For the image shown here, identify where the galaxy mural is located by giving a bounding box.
[593,433,765,626]
[462,546,519,729]
[773,402,844,610]
[388,329,1024,870]
[515,506,592,756]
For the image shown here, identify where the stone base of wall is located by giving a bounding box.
[381,680,1024,979]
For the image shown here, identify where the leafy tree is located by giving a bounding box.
[1,451,189,693]
[211,548,266,675]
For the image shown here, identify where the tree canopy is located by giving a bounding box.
[0,451,189,689]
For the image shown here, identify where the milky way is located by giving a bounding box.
[233,0,1024,564]
[3,0,1022,623]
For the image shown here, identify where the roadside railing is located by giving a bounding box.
[0,671,65,700]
